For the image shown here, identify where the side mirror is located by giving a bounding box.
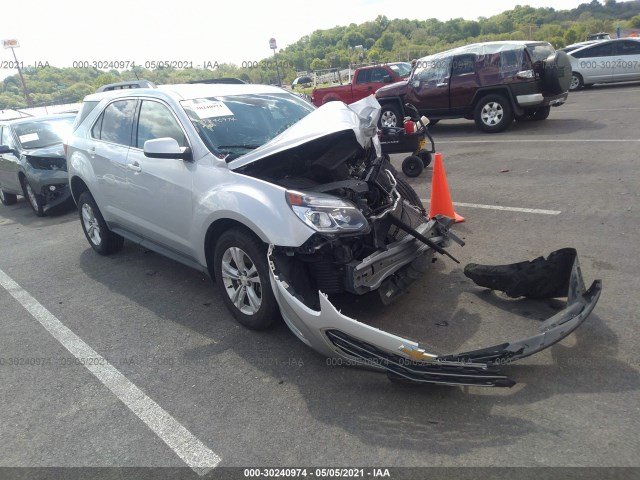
[144,137,192,161]
[382,75,393,83]
[0,144,14,155]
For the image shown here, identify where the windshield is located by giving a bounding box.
[388,62,412,77]
[181,92,315,161]
[14,116,75,149]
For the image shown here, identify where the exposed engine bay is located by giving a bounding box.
[238,127,459,309]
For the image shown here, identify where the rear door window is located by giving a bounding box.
[615,40,640,55]
[452,54,475,75]
[92,99,137,146]
[573,43,615,59]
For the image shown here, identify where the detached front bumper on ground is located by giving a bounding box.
[269,244,601,387]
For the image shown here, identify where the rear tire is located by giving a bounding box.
[77,192,124,255]
[0,189,17,206]
[213,228,279,330]
[531,106,550,120]
[474,94,513,133]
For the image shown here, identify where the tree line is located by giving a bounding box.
[1,0,639,109]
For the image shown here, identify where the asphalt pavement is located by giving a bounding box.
[1,82,639,478]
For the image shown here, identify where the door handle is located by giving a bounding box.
[128,162,142,173]
[436,82,448,88]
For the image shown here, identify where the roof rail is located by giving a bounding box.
[95,79,156,92]
[187,78,246,84]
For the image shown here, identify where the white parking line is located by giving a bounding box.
[437,139,640,144]
[0,268,221,475]
[420,199,561,215]
[555,107,640,112]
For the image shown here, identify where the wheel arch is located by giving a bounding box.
[471,87,522,117]
[204,218,267,282]
[471,87,516,110]
[70,175,90,204]
[377,96,405,114]
[322,94,341,104]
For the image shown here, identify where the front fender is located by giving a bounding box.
[195,173,315,264]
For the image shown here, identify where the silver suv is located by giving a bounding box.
[67,84,601,386]
[67,84,441,325]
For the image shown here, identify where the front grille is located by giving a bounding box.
[325,330,514,387]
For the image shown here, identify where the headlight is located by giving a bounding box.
[286,191,369,233]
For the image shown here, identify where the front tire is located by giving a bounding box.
[77,192,124,255]
[213,228,279,330]
[21,177,45,216]
[0,189,17,206]
[379,104,402,128]
[569,72,584,91]
[474,94,513,133]
[396,177,426,215]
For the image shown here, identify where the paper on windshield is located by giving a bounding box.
[183,99,233,119]
[19,133,39,143]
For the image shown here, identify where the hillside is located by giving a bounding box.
[1,0,639,109]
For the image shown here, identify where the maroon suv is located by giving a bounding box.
[375,41,572,133]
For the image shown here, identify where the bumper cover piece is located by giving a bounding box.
[269,247,601,387]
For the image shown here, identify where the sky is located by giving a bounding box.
[1,0,594,77]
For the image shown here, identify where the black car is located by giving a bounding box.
[0,113,75,216]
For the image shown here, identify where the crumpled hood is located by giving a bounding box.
[228,95,382,170]
[24,144,66,159]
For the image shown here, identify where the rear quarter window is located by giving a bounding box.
[73,101,100,130]
[526,44,555,63]
[92,99,137,146]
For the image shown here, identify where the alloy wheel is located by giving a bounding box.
[82,203,102,246]
[221,247,262,315]
[481,102,504,126]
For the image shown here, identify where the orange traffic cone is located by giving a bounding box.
[429,152,465,223]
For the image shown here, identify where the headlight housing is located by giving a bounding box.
[286,191,369,233]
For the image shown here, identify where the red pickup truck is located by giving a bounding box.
[311,63,412,107]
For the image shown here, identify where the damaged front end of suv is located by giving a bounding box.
[232,97,601,387]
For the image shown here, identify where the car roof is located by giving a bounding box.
[0,113,76,126]
[81,83,289,103]
[417,40,551,62]
[569,37,640,54]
